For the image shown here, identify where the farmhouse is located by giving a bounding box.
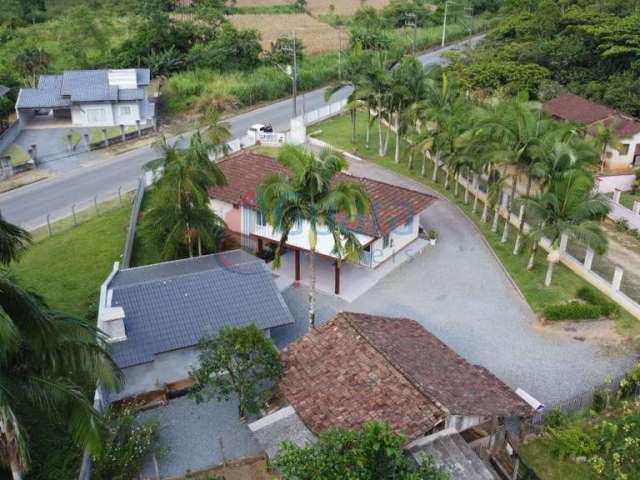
[250,312,533,478]
[208,151,437,295]
[543,93,640,172]
[97,250,294,402]
[15,68,155,128]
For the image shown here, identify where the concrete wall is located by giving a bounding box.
[113,101,141,126]
[597,173,636,193]
[71,102,142,127]
[0,117,24,155]
[604,131,640,171]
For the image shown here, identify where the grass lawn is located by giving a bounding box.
[89,126,137,144]
[519,438,598,480]
[250,145,280,157]
[130,188,163,267]
[11,203,131,318]
[314,113,640,336]
[64,128,81,147]
[2,143,30,165]
[620,191,640,211]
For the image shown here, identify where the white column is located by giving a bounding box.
[518,204,525,223]
[612,266,624,292]
[613,189,622,204]
[633,200,640,215]
[584,247,595,271]
[559,233,569,253]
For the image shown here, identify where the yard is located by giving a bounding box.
[2,143,30,165]
[312,113,640,336]
[519,438,598,480]
[231,0,392,16]
[10,201,131,317]
[620,190,640,211]
[89,126,137,144]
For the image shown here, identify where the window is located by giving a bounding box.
[620,144,630,155]
[256,210,267,227]
[119,106,132,116]
[382,234,391,249]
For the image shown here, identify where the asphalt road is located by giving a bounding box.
[0,35,482,229]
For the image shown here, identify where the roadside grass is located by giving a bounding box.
[130,188,164,267]
[620,191,640,211]
[2,143,30,165]
[313,113,640,336]
[64,128,82,147]
[10,202,131,318]
[518,438,598,480]
[89,126,136,144]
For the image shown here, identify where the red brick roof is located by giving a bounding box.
[208,151,436,238]
[543,93,640,138]
[280,313,532,442]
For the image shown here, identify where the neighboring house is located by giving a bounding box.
[208,151,437,294]
[98,250,294,402]
[250,312,533,479]
[15,68,155,128]
[543,93,640,171]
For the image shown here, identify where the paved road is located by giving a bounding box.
[0,36,482,229]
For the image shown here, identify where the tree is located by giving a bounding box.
[0,216,122,480]
[590,120,622,172]
[13,47,50,87]
[523,171,609,286]
[257,146,370,328]
[273,421,449,480]
[199,107,232,158]
[141,133,227,259]
[189,324,282,419]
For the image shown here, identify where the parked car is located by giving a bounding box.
[247,124,273,138]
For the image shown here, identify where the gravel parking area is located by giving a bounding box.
[280,158,637,406]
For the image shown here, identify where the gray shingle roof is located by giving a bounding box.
[108,250,294,369]
[16,68,151,109]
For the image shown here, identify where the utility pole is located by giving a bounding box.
[278,32,299,117]
[405,13,417,56]
[441,0,454,47]
[463,1,473,39]
[337,27,343,82]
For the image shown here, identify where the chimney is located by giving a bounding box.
[99,306,127,343]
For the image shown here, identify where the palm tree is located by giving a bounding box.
[590,120,623,172]
[199,107,232,159]
[0,216,122,480]
[142,133,227,259]
[523,171,609,286]
[257,146,370,328]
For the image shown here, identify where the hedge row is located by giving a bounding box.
[576,286,620,317]
[543,302,602,321]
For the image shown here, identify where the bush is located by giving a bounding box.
[544,407,567,429]
[547,424,598,460]
[576,287,620,318]
[591,389,608,413]
[615,218,629,232]
[543,302,602,321]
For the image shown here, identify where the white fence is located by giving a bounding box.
[607,189,640,231]
[303,99,348,126]
[597,173,636,193]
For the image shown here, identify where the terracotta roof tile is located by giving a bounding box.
[280,313,532,442]
[543,93,640,138]
[209,151,436,237]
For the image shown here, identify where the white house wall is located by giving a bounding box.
[367,213,421,268]
[71,103,115,127]
[606,131,640,171]
[113,101,141,126]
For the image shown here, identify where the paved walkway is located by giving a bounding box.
[278,157,636,406]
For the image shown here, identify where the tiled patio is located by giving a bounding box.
[269,238,431,302]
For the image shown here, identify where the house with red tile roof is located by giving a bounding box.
[249,312,533,479]
[543,93,640,172]
[208,151,437,295]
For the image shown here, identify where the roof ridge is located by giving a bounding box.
[119,249,252,273]
[342,312,450,417]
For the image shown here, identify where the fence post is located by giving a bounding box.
[613,189,622,204]
[72,204,78,226]
[633,200,640,215]
[559,233,569,253]
[46,214,52,238]
[120,124,126,142]
[94,196,100,216]
[612,266,624,292]
[118,186,123,206]
[102,128,108,148]
[584,247,595,271]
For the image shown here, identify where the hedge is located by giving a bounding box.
[576,286,620,318]
[543,302,602,321]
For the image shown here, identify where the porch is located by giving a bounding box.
[267,238,430,303]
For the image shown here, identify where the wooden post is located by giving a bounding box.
[294,249,301,282]
[334,261,341,295]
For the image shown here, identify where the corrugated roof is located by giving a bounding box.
[118,88,146,101]
[209,151,436,237]
[16,88,71,109]
[108,250,294,368]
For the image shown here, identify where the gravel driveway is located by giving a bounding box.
[279,158,636,406]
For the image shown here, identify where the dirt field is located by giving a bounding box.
[169,456,272,480]
[227,13,340,54]
[232,0,391,16]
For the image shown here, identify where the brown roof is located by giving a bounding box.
[208,151,436,238]
[280,312,532,442]
[543,93,640,138]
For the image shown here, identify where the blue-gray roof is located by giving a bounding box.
[108,250,294,369]
[16,68,151,109]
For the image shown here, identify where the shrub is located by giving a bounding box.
[576,286,620,318]
[591,389,608,413]
[543,302,602,321]
[547,424,598,460]
[615,218,629,231]
[544,407,567,429]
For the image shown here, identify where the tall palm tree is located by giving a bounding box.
[0,216,122,480]
[142,133,227,259]
[590,120,623,173]
[523,171,609,286]
[257,146,370,328]
[199,107,232,159]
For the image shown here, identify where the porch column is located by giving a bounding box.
[334,261,340,295]
[294,249,301,282]
[257,238,263,256]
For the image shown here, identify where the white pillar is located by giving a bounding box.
[518,204,525,223]
[613,189,622,204]
[584,247,595,271]
[612,266,624,292]
[559,233,569,253]
[633,200,640,215]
